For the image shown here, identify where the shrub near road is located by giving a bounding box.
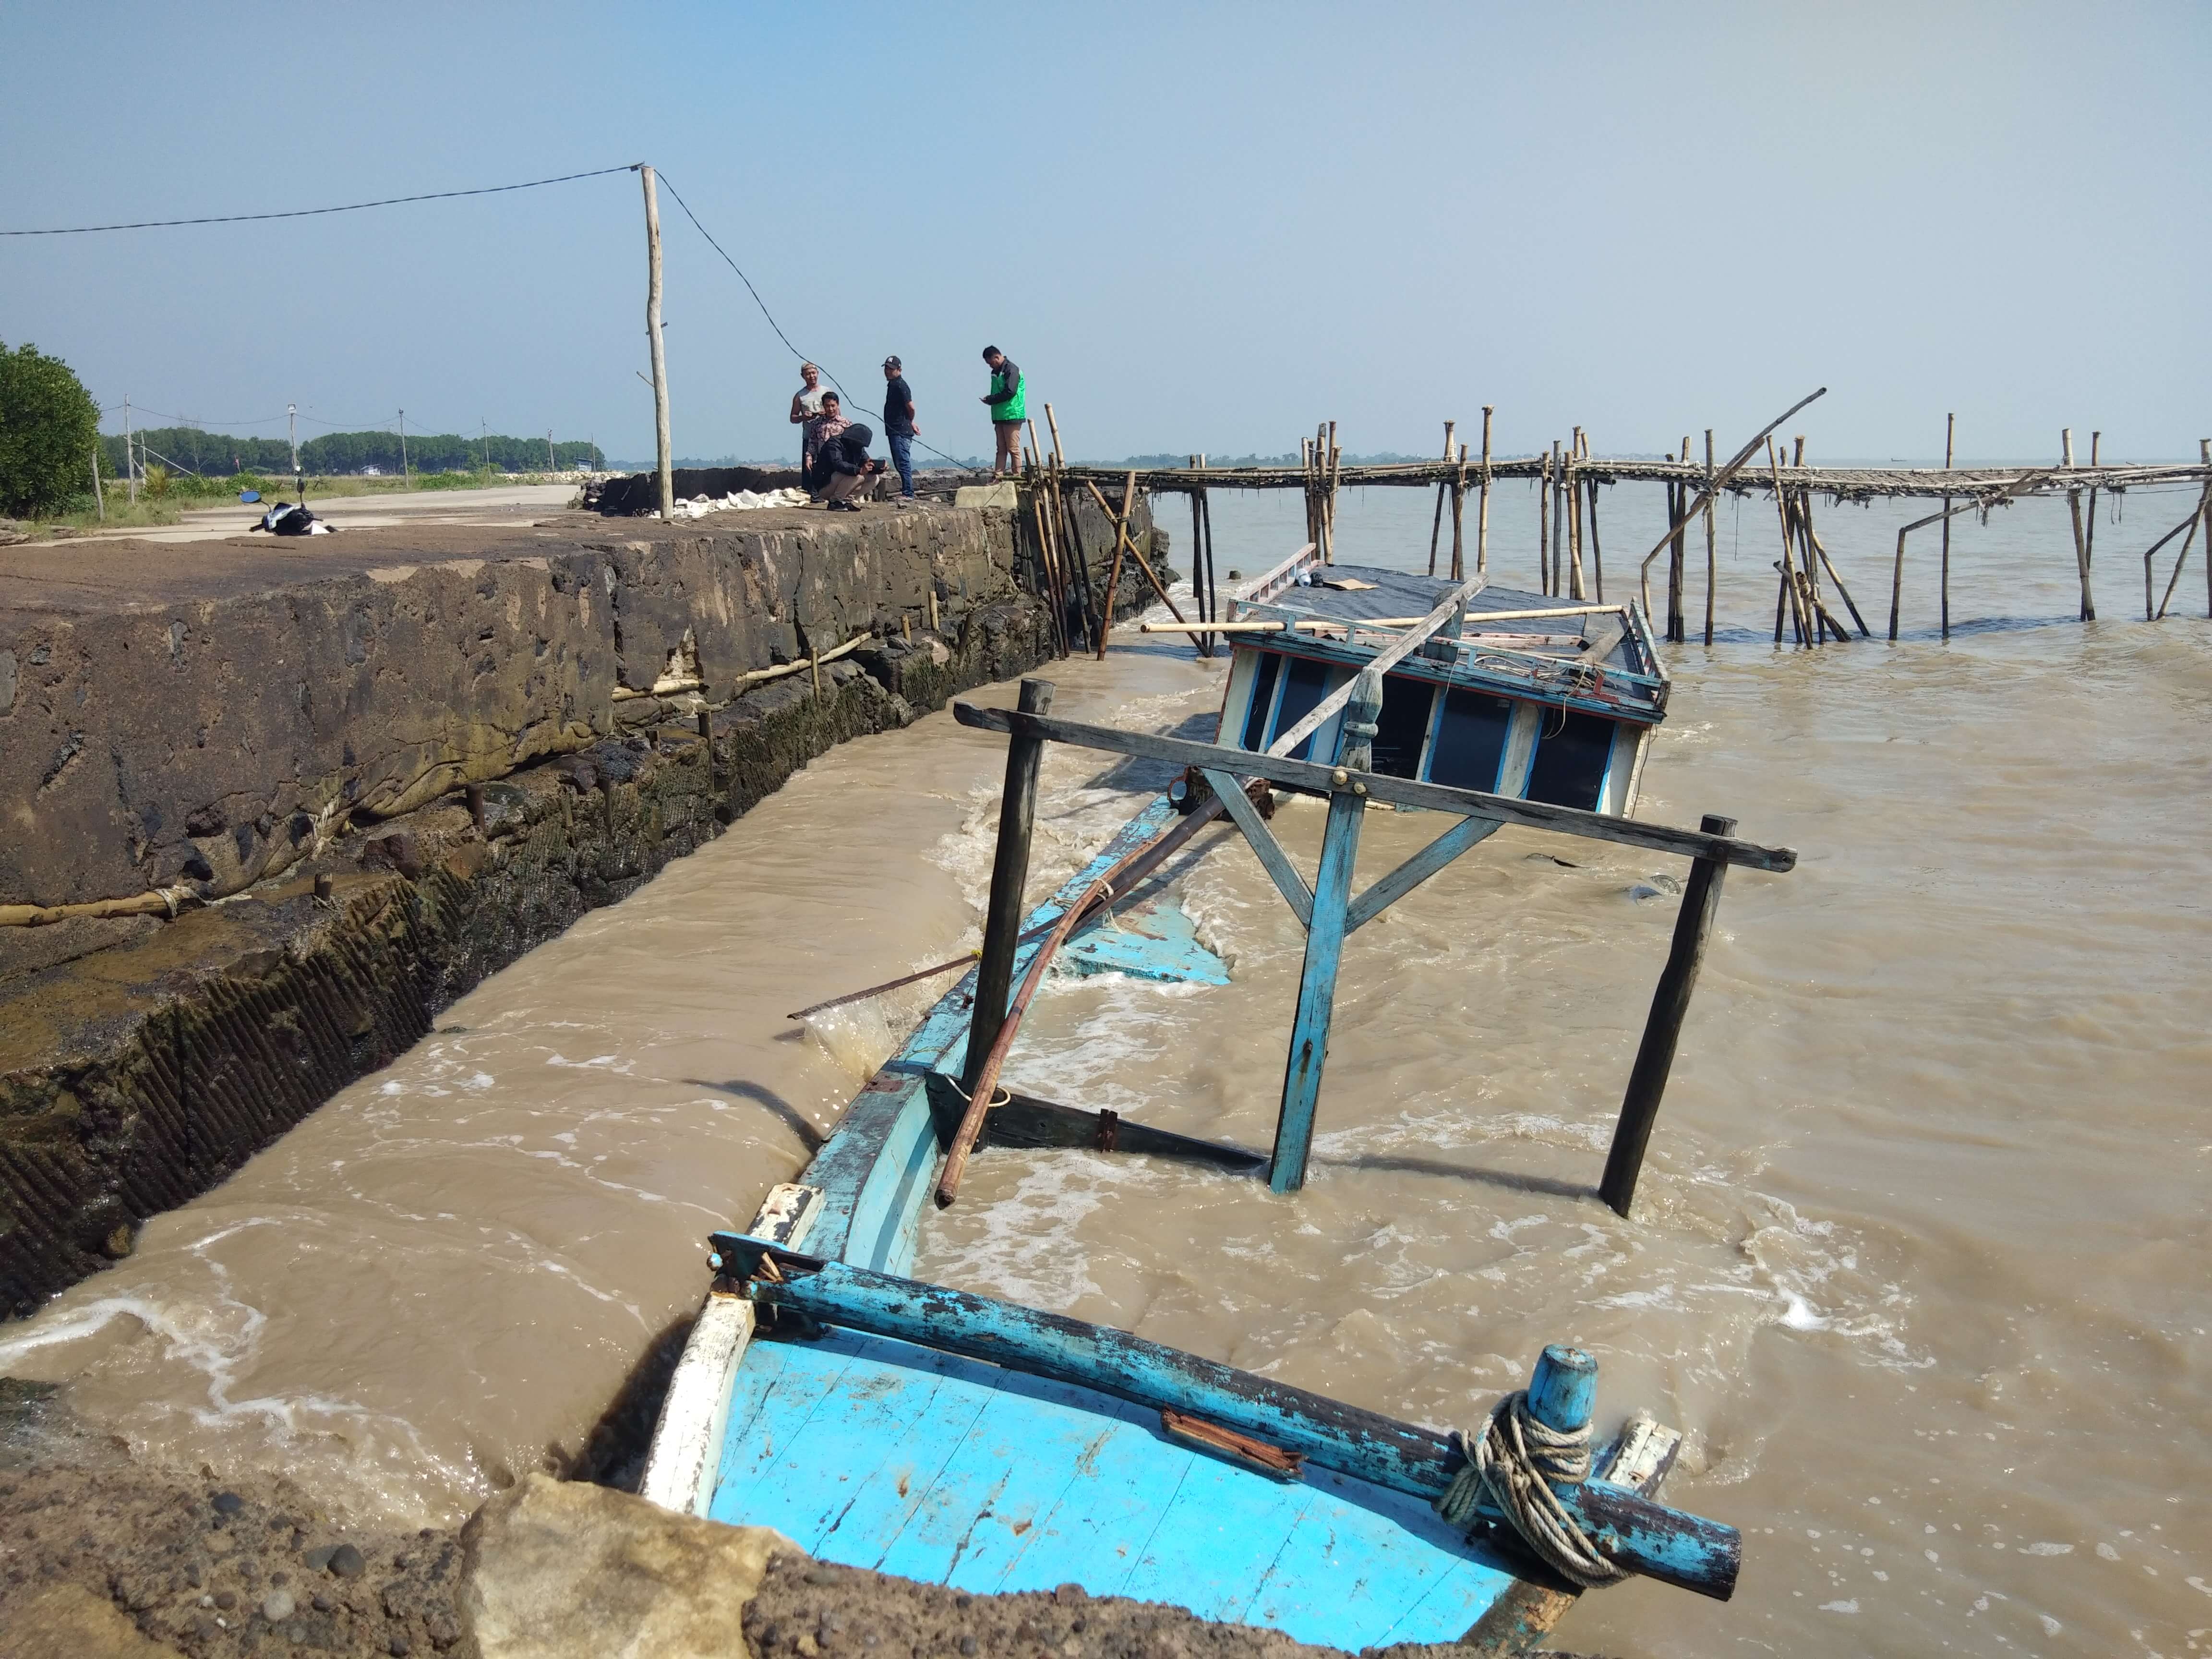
[0,341,103,519]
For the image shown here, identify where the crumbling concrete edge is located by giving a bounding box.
[0,595,1078,1317]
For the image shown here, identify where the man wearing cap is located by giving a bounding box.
[881,357,918,501]
[981,346,1025,476]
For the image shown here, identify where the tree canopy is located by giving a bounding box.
[107,427,604,477]
[0,342,103,518]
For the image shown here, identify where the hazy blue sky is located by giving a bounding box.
[3,1,2205,465]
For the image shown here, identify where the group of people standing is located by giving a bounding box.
[787,347,1030,509]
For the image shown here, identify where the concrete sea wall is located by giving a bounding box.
[0,495,1164,1314]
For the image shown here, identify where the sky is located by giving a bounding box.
[2,1,2206,466]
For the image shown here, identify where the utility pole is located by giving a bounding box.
[398,409,411,487]
[90,445,105,521]
[288,404,303,503]
[123,396,136,504]
[640,163,673,520]
[481,421,490,478]
[547,430,555,472]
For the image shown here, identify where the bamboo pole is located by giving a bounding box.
[1889,468,2052,640]
[1094,471,1137,659]
[1638,388,1828,631]
[1939,413,1955,639]
[1538,447,1552,596]
[1476,406,1494,577]
[2157,439,2212,620]
[1427,421,1455,577]
[2140,507,2198,621]
[1450,444,1467,582]
[1324,422,1341,564]
[1025,417,1070,655]
[1552,440,1567,596]
[1769,441,1813,645]
[2083,430,2101,589]
[1791,438,1822,644]
[1566,445,1586,601]
[1804,525,1872,637]
[1081,477,1189,628]
[2064,429,2096,621]
[1703,430,1717,647]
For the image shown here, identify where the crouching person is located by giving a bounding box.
[817,422,882,511]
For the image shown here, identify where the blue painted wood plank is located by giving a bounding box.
[986,1398,1197,1599]
[709,1334,1527,1647]
[1241,1469,1520,1649]
[750,1334,1001,1563]
[1118,1447,1320,1623]
[931,1379,1167,1595]
[1061,902,1230,985]
[708,1336,866,1527]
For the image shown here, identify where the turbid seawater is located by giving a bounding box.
[5,471,2207,1657]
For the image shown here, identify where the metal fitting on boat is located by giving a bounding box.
[1331,768,1348,786]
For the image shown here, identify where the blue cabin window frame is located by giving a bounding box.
[1523,704,1623,813]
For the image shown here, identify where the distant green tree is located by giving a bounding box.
[0,341,103,518]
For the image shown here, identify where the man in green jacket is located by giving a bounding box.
[981,346,1026,475]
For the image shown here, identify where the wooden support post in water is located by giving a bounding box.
[1428,421,1455,577]
[1599,813,1735,1219]
[1476,406,1494,577]
[2084,430,2102,587]
[1094,470,1138,660]
[1189,457,1207,649]
[1269,667,1381,1194]
[1552,440,1568,597]
[965,679,1054,1088]
[1939,413,1955,640]
[1538,448,1552,596]
[1703,430,1717,646]
[1566,447,1586,601]
[1324,422,1341,564]
[1450,443,1468,581]
[2064,428,2096,621]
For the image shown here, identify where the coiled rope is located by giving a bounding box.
[1433,1391,1625,1588]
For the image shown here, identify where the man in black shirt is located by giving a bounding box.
[881,356,917,501]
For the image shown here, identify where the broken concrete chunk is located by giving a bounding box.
[459,1473,801,1659]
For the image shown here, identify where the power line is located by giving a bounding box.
[652,171,976,470]
[1,164,637,237]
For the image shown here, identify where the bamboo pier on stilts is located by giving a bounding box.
[1039,392,2212,653]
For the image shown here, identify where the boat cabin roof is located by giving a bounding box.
[1230,563,1666,724]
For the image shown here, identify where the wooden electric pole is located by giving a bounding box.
[640,164,673,521]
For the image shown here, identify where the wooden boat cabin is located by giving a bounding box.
[1217,552,1667,817]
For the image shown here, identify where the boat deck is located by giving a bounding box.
[709,1326,1525,1651]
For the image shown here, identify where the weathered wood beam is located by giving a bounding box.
[951,703,1796,872]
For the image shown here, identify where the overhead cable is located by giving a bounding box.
[1,165,637,237]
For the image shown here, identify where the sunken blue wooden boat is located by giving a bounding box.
[643,553,1793,1653]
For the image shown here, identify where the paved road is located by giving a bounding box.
[70,483,583,545]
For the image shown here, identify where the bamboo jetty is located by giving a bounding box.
[1045,398,2212,649]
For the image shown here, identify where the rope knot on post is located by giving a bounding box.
[1435,1386,1627,1589]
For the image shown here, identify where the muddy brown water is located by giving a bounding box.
[5,476,2208,1657]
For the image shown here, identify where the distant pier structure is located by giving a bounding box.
[1045,393,2212,649]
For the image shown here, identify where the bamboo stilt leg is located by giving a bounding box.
[1703,430,1716,646]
